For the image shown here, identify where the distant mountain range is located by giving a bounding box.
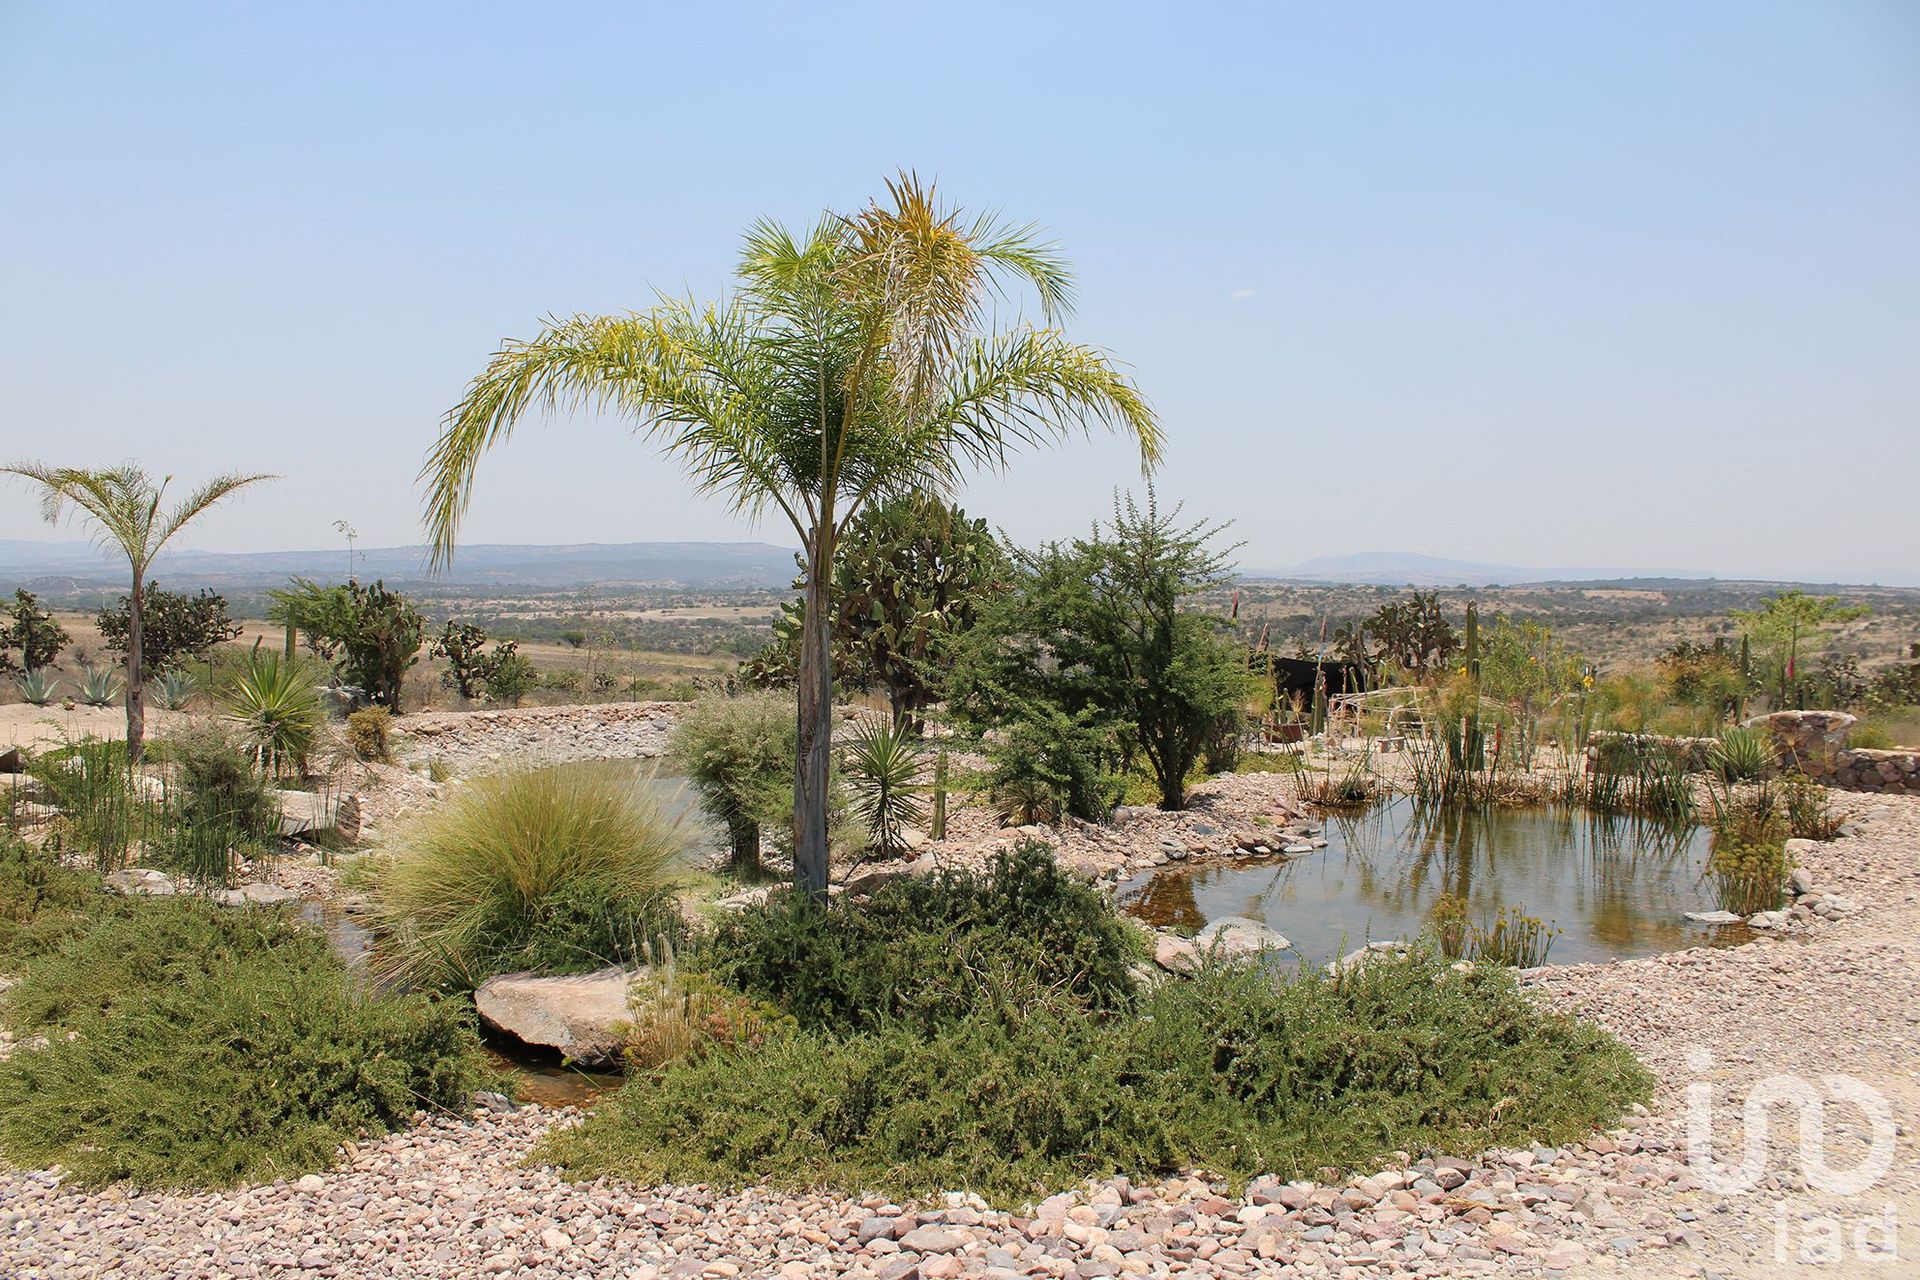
[0,539,1910,592]
[1244,552,1919,590]
[0,539,802,590]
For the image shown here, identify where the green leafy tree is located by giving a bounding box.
[269,579,425,710]
[751,494,1010,730]
[97,586,242,676]
[0,464,271,761]
[1731,590,1871,709]
[3,590,68,674]
[421,174,1159,894]
[950,491,1248,811]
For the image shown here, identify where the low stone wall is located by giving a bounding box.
[1592,711,1920,796]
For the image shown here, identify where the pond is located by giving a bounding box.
[1118,799,1741,966]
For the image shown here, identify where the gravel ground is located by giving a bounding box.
[4,740,1915,1278]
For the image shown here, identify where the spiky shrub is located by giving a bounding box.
[1708,726,1776,786]
[77,667,123,707]
[843,718,926,858]
[373,764,687,990]
[667,692,796,877]
[221,649,322,778]
[1782,774,1843,841]
[15,669,59,706]
[151,669,198,712]
[0,896,482,1189]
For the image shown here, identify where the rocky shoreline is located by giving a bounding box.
[4,706,1916,1279]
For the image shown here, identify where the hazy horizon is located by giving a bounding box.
[3,3,1916,581]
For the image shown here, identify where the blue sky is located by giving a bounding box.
[2,2,1915,580]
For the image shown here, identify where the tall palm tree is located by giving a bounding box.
[1,464,274,762]
[424,174,1160,894]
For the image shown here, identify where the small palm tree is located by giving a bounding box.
[423,174,1160,894]
[1,464,273,761]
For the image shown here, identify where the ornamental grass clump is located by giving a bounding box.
[373,763,687,990]
[0,894,481,1189]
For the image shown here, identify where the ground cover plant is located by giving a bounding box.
[0,866,481,1189]
[372,763,686,990]
[542,847,1648,1205]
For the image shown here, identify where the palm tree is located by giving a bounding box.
[1,464,273,762]
[423,174,1160,894]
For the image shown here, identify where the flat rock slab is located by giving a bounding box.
[213,883,303,907]
[1685,910,1744,925]
[474,966,635,1067]
[1154,933,1202,974]
[103,868,176,896]
[1195,916,1290,957]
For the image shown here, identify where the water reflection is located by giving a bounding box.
[1119,799,1737,966]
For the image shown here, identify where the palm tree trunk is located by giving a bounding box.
[793,539,833,897]
[126,572,146,764]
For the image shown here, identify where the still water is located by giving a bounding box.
[1118,800,1739,966]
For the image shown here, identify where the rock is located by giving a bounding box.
[1789,867,1815,894]
[1153,934,1201,974]
[897,1225,964,1253]
[1194,917,1289,957]
[1746,910,1789,929]
[274,790,339,837]
[103,868,176,896]
[473,967,635,1066]
[1684,910,1744,925]
[213,883,302,908]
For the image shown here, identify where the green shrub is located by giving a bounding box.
[544,949,1648,1205]
[667,693,795,876]
[1708,786,1790,915]
[1782,774,1843,841]
[0,835,112,971]
[346,705,393,762]
[985,706,1119,824]
[373,764,686,990]
[151,728,280,887]
[1235,751,1304,775]
[0,897,481,1188]
[697,843,1141,1037]
[1848,724,1893,751]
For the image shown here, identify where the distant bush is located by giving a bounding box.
[0,897,482,1188]
[545,947,1647,1205]
[373,764,687,990]
[347,705,393,762]
[96,585,241,675]
[697,843,1141,1037]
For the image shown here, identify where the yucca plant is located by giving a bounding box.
[222,649,322,779]
[373,764,687,990]
[77,668,123,707]
[15,670,59,706]
[152,670,198,712]
[844,718,927,859]
[1707,726,1776,786]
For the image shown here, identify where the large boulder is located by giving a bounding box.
[473,967,635,1067]
[103,868,176,896]
[273,790,339,837]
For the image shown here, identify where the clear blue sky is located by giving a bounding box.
[3,1,1916,580]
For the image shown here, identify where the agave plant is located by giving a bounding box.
[77,667,123,707]
[222,649,322,778]
[152,669,198,712]
[15,669,59,706]
[843,718,927,859]
[1708,726,1777,785]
